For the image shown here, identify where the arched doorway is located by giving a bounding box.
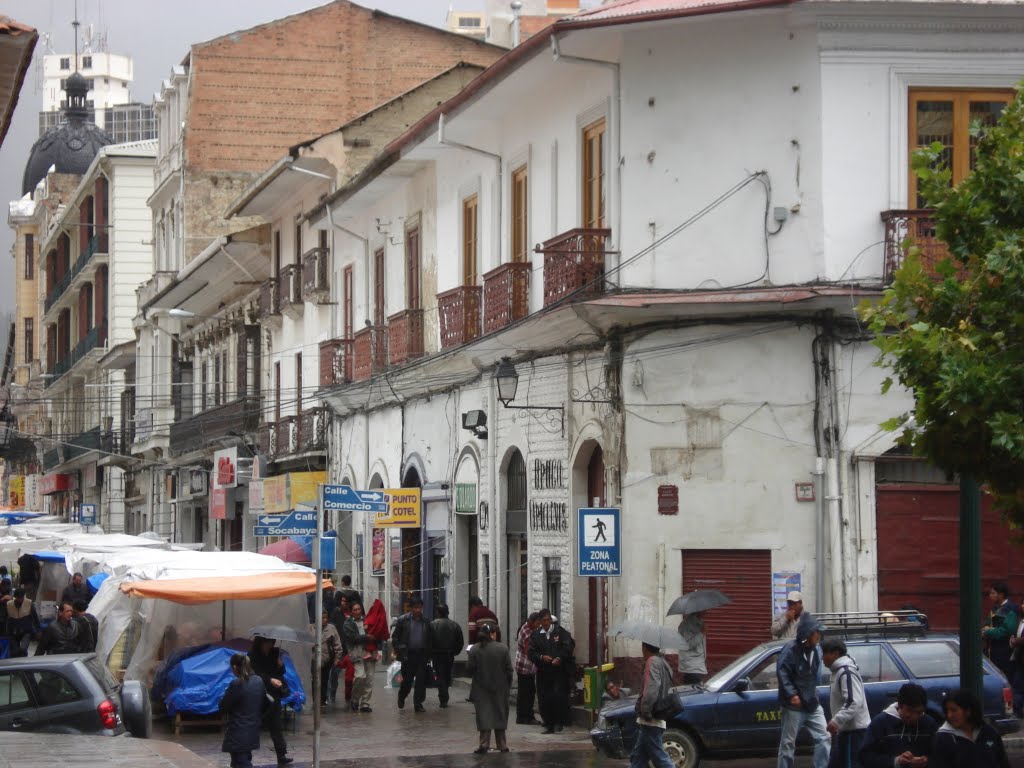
[398,465,423,618]
[504,449,528,642]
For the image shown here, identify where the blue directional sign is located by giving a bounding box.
[253,510,318,537]
[319,535,337,570]
[323,484,388,514]
[79,503,97,526]
[577,507,621,577]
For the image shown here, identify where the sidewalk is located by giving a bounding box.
[0,733,216,768]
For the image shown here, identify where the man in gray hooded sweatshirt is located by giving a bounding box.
[822,638,870,768]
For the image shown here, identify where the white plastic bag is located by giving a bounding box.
[387,660,403,688]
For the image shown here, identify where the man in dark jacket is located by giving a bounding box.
[6,588,39,657]
[392,596,433,712]
[60,573,91,608]
[430,603,464,708]
[35,602,81,655]
[72,600,99,652]
[528,608,575,733]
[16,553,39,599]
[859,683,937,768]
[776,611,830,768]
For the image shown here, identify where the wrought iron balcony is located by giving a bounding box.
[388,308,424,365]
[437,285,482,349]
[258,278,279,320]
[319,337,353,388]
[483,262,530,334]
[539,227,610,306]
[299,407,330,453]
[277,264,302,316]
[276,415,299,455]
[881,209,959,283]
[46,322,107,387]
[257,421,277,458]
[353,326,387,382]
[301,247,330,304]
[168,396,259,456]
[44,230,109,313]
[100,427,134,456]
[43,426,102,469]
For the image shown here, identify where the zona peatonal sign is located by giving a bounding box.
[577,507,621,577]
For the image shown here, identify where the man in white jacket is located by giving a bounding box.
[822,638,870,768]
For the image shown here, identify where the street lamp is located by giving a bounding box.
[493,357,564,436]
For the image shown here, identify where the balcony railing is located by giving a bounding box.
[319,338,353,388]
[277,264,302,316]
[353,326,387,382]
[483,261,530,334]
[257,421,277,458]
[276,416,298,455]
[881,209,960,283]
[100,428,133,456]
[301,247,330,303]
[43,426,102,469]
[258,278,280,320]
[168,396,260,456]
[44,230,109,313]
[437,285,482,349]
[299,407,330,453]
[46,322,107,386]
[388,308,425,365]
[539,227,610,306]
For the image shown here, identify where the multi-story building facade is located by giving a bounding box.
[135,1,504,549]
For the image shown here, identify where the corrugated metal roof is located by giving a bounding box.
[574,0,789,21]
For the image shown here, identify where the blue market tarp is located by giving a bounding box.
[163,644,305,716]
[87,572,108,594]
[0,512,43,524]
[31,551,66,562]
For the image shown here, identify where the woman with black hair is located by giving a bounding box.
[929,689,1009,768]
[219,654,266,768]
[248,636,293,766]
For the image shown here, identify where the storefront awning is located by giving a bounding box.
[119,571,330,605]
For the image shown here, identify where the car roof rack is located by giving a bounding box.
[815,610,929,638]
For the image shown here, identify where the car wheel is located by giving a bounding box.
[661,729,700,768]
[121,680,152,738]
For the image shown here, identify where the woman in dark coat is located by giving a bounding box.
[219,654,266,768]
[929,689,1010,768]
[248,636,292,766]
[468,621,513,754]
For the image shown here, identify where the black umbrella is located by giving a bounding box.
[248,624,315,644]
[667,589,732,616]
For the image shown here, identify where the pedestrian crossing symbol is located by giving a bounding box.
[584,514,615,546]
[577,507,621,577]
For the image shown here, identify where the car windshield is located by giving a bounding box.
[704,644,771,692]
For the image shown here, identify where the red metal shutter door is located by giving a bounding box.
[681,549,772,673]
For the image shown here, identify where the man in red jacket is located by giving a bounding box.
[468,596,500,644]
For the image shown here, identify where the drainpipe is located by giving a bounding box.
[438,114,503,267]
[828,336,848,610]
[812,457,825,610]
[551,35,621,274]
[488,369,498,610]
[510,1,523,47]
[656,539,666,621]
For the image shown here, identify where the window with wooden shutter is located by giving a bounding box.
[373,249,385,327]
[909,88,1014,207]
[582,118,606,228]
[406,225,421,310]
[24,234,33,280]
[511,166,528,263]
[462,195,478,286]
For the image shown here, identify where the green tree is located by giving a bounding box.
[861,86,1024,520]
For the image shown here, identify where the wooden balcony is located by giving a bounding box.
[881,209,959,283]
[539,227,610,306]
[301,247,330,304]
[353,326,387,382]
[437,285,482,349]
[319,337,353,388]
[258,278,279,320]
[277,264,302,317]
[388,308,424,365]
[483,262,530,334]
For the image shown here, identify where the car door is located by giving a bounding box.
[0,671,38,732]
[711,649,787,752]
[27,670,92,733]
[888,640,962,717]
[834,643,906,719]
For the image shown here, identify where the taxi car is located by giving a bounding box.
[590,618,1017,768]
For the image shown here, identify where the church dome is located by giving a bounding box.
[22,70,113,195]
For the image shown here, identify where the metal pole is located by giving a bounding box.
[959,474,982,700]
[313,484,324,768]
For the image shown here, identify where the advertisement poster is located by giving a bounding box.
[375,488,421,528]
[210,488,228,520]
[371,528,386,576]
[263,475,289,514]
[213,447,238,489]
[9,475,24,509]
[772,571,802,615]
[290,471,326,507]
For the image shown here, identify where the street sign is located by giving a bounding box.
[577,507,621,577]
[320,535,337,570]
[322,484,388,514]
[80,503,97,526]
[253,509,318,537]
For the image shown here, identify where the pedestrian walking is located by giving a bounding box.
[337,574,362,608]
[983,581,1019,678]
[248,635,293,766]
[772,591,805,640]
[219,654,266,768]
[468,596,500,644]
[343,601,382,713]
[318,610,342,708]
[859,683,937,768]
[822,638,869,768]
[468,621,513,753]
[328,596,350,705]
[514,612,542,725]
[528,608,574,733]
[61,572,91,607]
[430,603,463,708]
[392,595,432,712]
[629,642,675,768]
[676,612,706,685]
[776,611,830,768]
[72,600,99,652]
[929,689,1010,768]
[35,602,81,655]
[5,588,39,657]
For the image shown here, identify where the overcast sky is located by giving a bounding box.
[0,0,485,317]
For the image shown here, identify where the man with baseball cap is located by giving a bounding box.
[772,591,805,640]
